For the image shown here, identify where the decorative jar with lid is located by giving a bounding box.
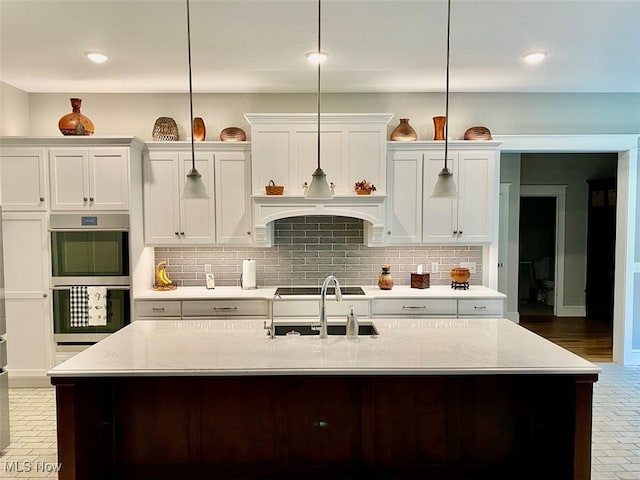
[378,264,394,290]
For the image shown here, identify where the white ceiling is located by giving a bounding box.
[1,0,639,94]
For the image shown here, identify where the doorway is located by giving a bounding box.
[518,196,556,316]
[518,185,567,317]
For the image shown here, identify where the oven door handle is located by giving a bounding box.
[51,285,131,290]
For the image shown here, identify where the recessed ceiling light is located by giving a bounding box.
[305,51,328,65]
[521,51,547,64]
[85,51,109,64]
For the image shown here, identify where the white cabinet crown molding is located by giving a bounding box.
[245,113,394,125]
[0,136,145,150]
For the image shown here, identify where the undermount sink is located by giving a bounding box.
[273,322,379,337]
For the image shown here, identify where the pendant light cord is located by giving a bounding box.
[316,0,322,171]
[443,0,451,170]
[186,0,196,171]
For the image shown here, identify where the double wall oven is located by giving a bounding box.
[50,213,131,345]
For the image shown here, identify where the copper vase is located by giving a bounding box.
[58,98,95,136]
[193,117,206,141]
[433,116,446,140]
[390,118,417,141]
[378,265,394,290]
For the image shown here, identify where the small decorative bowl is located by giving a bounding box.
[450,267,470,283]
[219,127,246,142]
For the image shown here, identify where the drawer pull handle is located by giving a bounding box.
[402,305,426,310]
[474,306,487,310]
[152,307,165,312]
[213,307,238,312]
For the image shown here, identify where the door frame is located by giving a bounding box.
[495,134,639,364]
[520,185,568,317]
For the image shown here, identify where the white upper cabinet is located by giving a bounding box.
[423,149,498,244]
[246,113,392,196]
[49,147,129,211]
[0,148,48,211]
[143,143,251,246]
[387,142,500,245]
[214,151,252,245]
[386,150,423,244]
[144,148,215,245]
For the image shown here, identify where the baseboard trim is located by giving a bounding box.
[8,376,52,388]
[556,305,586,317]
[505,311,520,323]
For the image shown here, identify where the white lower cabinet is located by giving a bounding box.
[457,299,504,318]
[371,297,504,319]
[135,301,182,320]
[272,299,370,319]
[1,212,53,383]
[371,298,457,318]
[134,299,268,321]
[5,297,52,381]
[182,300,268,318]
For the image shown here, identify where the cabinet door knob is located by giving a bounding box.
[175,232,179,236]
[387,231,391,235]
[180,232,185,235]
[42,293,48,298]
[89,197,94,202]
[39,197,45,202]
[458,230,463,235]
[83,197,88,202]
[453,230,458,234]
[247,231,251,235]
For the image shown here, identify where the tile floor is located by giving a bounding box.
[0,364,638,479]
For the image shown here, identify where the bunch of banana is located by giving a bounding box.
[155,261,174,287]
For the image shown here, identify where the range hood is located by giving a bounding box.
[245,113,393,247]
[252,193,386,247]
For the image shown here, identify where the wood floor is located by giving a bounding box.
[519,308,613,362]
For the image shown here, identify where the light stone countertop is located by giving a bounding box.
[48,318,598,378]
[134,285,506,301]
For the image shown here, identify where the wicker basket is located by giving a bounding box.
[265,179,284,195]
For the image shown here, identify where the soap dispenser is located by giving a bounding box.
[346,305,359,340]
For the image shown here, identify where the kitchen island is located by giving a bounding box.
[49,318,599,479]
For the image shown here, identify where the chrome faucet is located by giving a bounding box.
[265,293,281,339]
[319,275,342,339]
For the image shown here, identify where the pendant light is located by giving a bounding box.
[181,0,209,199]
[431,0,457,198]
[305,0,332,199]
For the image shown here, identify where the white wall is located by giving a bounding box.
[22,91,640,140]
[0,82,29,136]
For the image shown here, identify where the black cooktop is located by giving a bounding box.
[274,286,365,296]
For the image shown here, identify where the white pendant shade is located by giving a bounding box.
[182,167,209,199]
[431,167,457,198]
[306,167,332,199]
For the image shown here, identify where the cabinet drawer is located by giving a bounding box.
[182,300,268,317]
[136,301,181,318]
[458,299,503,317]
[371,299,457,317]
[273,299,369,318]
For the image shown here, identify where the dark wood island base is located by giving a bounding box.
[53,373,597,480]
